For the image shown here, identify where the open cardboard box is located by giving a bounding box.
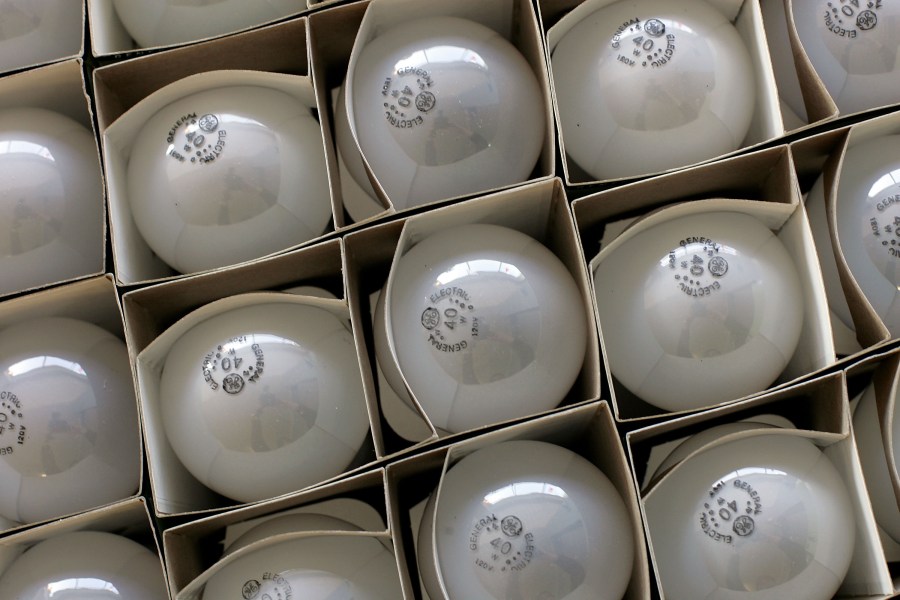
[343,177,601,458]
[93,16,345,287]
[0,497,168,597]
[0,1,84,76]
[537,0,784,187]
[792,111,900,360]
[627,371,895,598]
[0,275,144,536]
[572,144,835,422]
[162,468,397,599]
[385,400,651,599]
[0,59,106,300]
[124,238,382,519]
[87,0,308,57]
[309,0,555,230]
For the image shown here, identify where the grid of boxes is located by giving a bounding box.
[1,0,900,598]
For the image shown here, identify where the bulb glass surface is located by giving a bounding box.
[594,211,804,412]
[419,440,634,600]
[349,16,545,209]
[551,0,755,181]
[0,0,82,72]
[378,224,587,433]
[127,85,331,274]
[646,433,855,600]
[159,302,370,503]
[0,531,167,600]
[0,318,140,523]
[791,0,900,115]
[0,108,103,296]
[226,514,361,555]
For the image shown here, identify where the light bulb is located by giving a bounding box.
[225,514,361,555]
[0,0,82,72]
[110,0,302,48]
[806,134,900,336]
[0,107,103,297]
[202,534,402,600]
[791,0,900,115]
[852,382,900,543]
[593,210,804,412]
[550,0,756,181]
[127,85,332,275]
[348,16,545,209]
[0,531,167,599]
[645,433,855,599]
[375,223,587,433]
[418,440,634,599]
[0,317,140,524]
[159,301,370,503]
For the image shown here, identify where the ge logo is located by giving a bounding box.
[645,18,666,37]
[501,515,523,538]
[421,307,441,330]
[857,10,877,30]
[708,256,728,277]
[242,579,261,599]
[198,114,219,132]
[415,91,436,113]
[733,515,755,537]
[222,373,245,395]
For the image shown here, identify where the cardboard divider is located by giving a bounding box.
[538,0,784,187]
[627,372,895,598]
[572,145,835,422]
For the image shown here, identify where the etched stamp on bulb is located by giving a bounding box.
[200,336,265,394]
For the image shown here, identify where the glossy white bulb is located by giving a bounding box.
[0,108,103,297]
[807,134,900,336]
[127,85,332,274]
[0,318,140,524]
[0,531,167,600]
[594,211,804,412]
[645,433,855,600]
[225,514,361,555]
[419,440,634,599]
[159,302,370,503]
[349,16,545,209]
[0,0,82,72]
[202,534,402,600]
[110,0,302,48]
[551,0,755,181]
[376,224,587,433]
[791,0,900,115]
[852,382,900,543]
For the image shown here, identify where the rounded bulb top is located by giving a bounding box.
[0,0,82,72]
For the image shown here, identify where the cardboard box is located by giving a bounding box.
[627,372,895,598]
[0,1,84,76]
[0,59,106,299]
[573,144,835,422]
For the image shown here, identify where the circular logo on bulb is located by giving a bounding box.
[866,185,900,269]
[165,111,228,165]
[699,477,763,545]
[666,236,730,297]
[420,287,479,353]
[381,66,437,130]
[821,1,883,38]
[200,336,265,395]
[239,572,292,600]
[0,390,26,456]
[469,513,536,574]
[610,16,678,69]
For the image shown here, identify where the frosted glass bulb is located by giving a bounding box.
[127,85,332,274]
[645,433,855,600]
[594,211,804,412]
[376,224,587,433]
[110,0,302,48]
[791,0,900,115]
[418,440,634,599]
[0,0,82,72]
[0,318,140,524]
[0,531,167,599]
[202,534,402,600]
[551,0,756,181]
[0,108,103,297]
[159,302,370,503]
[852,382,900,543]
[349,16,545,209]
[226,514,361,555]
[807,134,900,336]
